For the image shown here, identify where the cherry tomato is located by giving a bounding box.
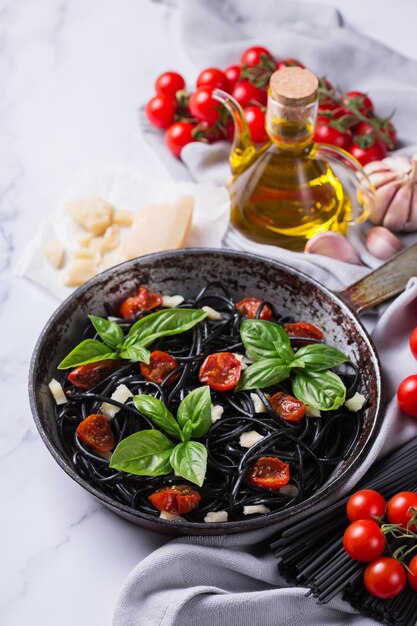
[240,46,273,67]
[354,121,396,151]
[232,80,267,108]
[145,94,176,130]
[148,484,201,515]
[193,120,224,143]
[68,359,120,390]
[236,297,273,320]
[387,492,417,531]
[314,119,352,151]
[224,65,241,91]
[244,106,268,144]
[155,71,185,97]
[269,392,306,423]
[407,554,417,591]
[247,456,290,489]
[410,328,417,359]
[140,350,179,385]
[343,520,385,562]
[119,286,162,319]
[199,352,241,392]
[364,557,406,599]
[276,58,304,70]
[189,87,221,124]
[165,121,196,158]
[346,490,386,523]
[397,375,417,418]
[284,321,324,341]
[76,414,115,452]
[350,138,387,166]
[197,67,230,91]
[344,90,374,114]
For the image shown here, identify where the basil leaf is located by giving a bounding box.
[58,339,119,370]
[170,441,207,487]
[235,358,291,392]
[292,369,346,411]
[133,395,182,440]
[109,429,174,476]
[119,342,151,364]
[181,420,193,442]
[295,343,348,371]
[177,386,212,438]
[240,319,294,362]
[128,308,207,346]
[88,315,124,350]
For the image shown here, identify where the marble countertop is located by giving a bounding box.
[2,1,417,624]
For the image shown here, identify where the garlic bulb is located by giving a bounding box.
[365,226,405,260]
[364,154,417,232]
[304,231,362,264]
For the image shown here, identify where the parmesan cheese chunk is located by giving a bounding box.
[101,384,133,420]
[94,225,120,254]
[162,295,185,308]
[305,405,321,418]
[345,392,366,412]
[113,209,134,227]
[233,352,248,370]
[44,239,65,269]
[66,196,113,235]
[250,393,267,413]
[239,430,264,448]
[48,378,67,405]
[159,511,185,522]
[77,232,95,248]
[243,504,271,515]
[211,404,224,424]
[73,248,101,264]
[61,258,96,286]
[204,511,228,523]
[279,484,299,498]
[202,305,222,321]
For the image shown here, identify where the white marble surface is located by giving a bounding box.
[1,1,417,625]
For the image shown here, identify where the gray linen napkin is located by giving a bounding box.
[114,2,417,624]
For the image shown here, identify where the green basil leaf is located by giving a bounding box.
[109,429,174,476]
[294,343,348,371]
[133,395,182,440]
[170,441,207,487]
[181,420,193,442]
[292,369,346,411]
[177,386,212,438]
[88,315,124,350]
[235,358,291,392]
[119,342,151,364]
[128,308,207,346]
[240,319,294,362]
[57,339,119,370]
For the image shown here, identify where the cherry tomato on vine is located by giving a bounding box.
[407,554,417,591]
[247,457,290,489]
[354,121,396,151]
[145,94,176,129]
[140,351,179,385]
[276,58,304,70]
[224,65,241,91]
[314,119,352,151]
[364,557,406,599]
[410,327,417,359]
[119,286,162,319]
[244,106,268,144]
[189,87,221,124]
[232,80,267,108]
[155,71,185,97]
[68,360,120,390]
[149,485,201,515]
[240,46,273,67]
[165,121,196,158]
[343,520,385,562]
[269,392,306,423]
[397,376,417,418]
[199,352,242,391]
[346,490,386,523]
[386,491,417,531]
[197,67,230,91]
[76,414,115,452]
[236,297,273,320]
[350,138,387,166]
[344,90,374,114]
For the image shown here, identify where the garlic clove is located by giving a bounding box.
[365,226,405,260]
[364,161,393,177]
[369,179,401,225]
[304,232,362,265]
[382,181,413,232]
[367,170,401,190]
[382,155,412,176]
[403,186,417,232]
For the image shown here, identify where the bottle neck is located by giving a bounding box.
[265,94,318,153]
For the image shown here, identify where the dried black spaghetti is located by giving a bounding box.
[54,282,362,522]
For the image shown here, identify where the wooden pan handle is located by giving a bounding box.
[337,243,417,314]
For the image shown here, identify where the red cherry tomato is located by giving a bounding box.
[344,90,374,114]
[236,297,273,320]
[140,350,179,385]
[68,359,120,390]
[355,121,396,152]
[76,414,115,452]
[240,46,273,67]
[269,392,306,423]
[387,491,417,531]
[343,520,385,562]
[276,58,304,70]
[244,106,268,144]
[364,557,406,599]
[199,352,241,392]
[189,87,221,124]
[148,485,201,515]
[197,67,230,91]
[119,286,162,319]
[247,456,290,490]
[350,138,387,166]
[410,328,417,359]
[397,375,417,418]
[232,80,267,108]
[155,71,185,97]
[165,121,196,158]
[346,490,387,523]
[407,554,417,591]
[224,65,241,91]
[314,119,352,151]
[145,94,176,129]
[283,321,324,341]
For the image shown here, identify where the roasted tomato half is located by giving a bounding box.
[68,359,120,390]
[247,456,290,490]
[76,414,115,452]
[236,297,273,320]
[119,286,162,319]
[140,350,180,385]
[269,392,306,423]
[284,321,324,343]
[148,484,201,514]
[199,352,241,391]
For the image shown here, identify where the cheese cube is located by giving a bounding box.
[239,430,264,448]
[66,196,113,235]
[211,404,224,424]
[162,295,185,308]
[44,240,65,269]
[250,393,267,413]
[243,505,270,515]
[61,258,96,286]
[101,384,133,420]
[48,378,67,405]
[204,511,228,523]
[345,392,366,412]
[202,306,222,321]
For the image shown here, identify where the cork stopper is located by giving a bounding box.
[270,67,319,106]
